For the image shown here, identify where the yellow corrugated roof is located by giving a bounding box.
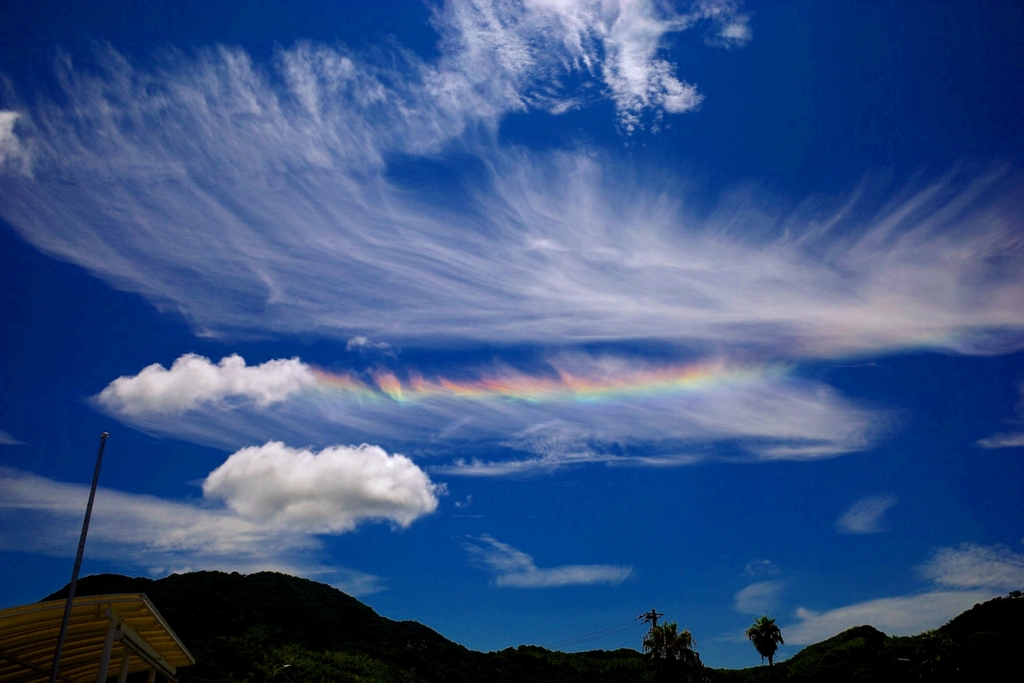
[0,594,194,683]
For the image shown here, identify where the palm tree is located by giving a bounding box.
[643,621,705,682]
[745,615,784,669]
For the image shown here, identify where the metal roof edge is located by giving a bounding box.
[1,594,195,666]
[136,595,195,665]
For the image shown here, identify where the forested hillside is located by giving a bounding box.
[45,572,1022,682]
[45,572,645,683]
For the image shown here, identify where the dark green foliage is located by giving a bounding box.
[45,575,1023,683]
[743,617,783,668]
[642,621,705,682]
[776,625,889,681]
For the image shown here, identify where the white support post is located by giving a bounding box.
[96,621,118,683]
[147,670,157,683]
[116,648,131,683]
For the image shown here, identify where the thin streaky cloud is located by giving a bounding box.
[787,542,1024,643]
[744,559,781,577]
[0,429,24,446]
[346,336,396,356]
[786,590,996,645]
[734,580,784,614]
[496,565,634,588]
[836,494,897,534]
[1,38,1023,358]
[977,383,1024,448]
[462,534,633,588]
[0,466,387,595]
[919,543,1024,590]
[977,433,1024,448]
[0,111,30,174]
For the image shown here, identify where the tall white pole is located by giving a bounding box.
[49,432,109,683]
[95,618,117,683]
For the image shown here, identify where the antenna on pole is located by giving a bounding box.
[49,432,109,683]
[640,608,664,628]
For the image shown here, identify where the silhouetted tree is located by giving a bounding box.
[643,621,705,682]
[745,615,784,669]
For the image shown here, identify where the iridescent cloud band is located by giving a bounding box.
[311,360,784,404]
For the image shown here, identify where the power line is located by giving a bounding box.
[545,618,640,647]
[545,616,646,649]
[552,622,647,650]
[639,608,663,628]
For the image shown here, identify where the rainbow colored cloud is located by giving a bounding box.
[310,359,785,405]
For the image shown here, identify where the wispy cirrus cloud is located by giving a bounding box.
[0,111,30,174]
[977,433,1024,448]
[462,533,632,588]
[93,353,886,472]
[436,0,749,130]
[919,543,1024,590]
[786,543,1024,644]
[0,13,1021,360]
[734,580,785,613]
[977,382,1024,449]
[836,494,897,534]
[786,590,994,645]
[0,429,24,446]
[744,559,780,577]
[346,336,396,357]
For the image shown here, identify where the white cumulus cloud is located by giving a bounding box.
[463,533,633,587]
[0,442,445,591]
[203,441,443,532]
[836,494,897,534]
[96,353,316,416]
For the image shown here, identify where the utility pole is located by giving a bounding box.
[640,608,664,628]
[49,433,109,683]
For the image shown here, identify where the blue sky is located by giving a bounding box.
[2,0,1024,669]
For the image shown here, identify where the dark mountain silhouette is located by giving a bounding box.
[44,573,1022,682]
[709,591,1024,683]
[44,571,644,683]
